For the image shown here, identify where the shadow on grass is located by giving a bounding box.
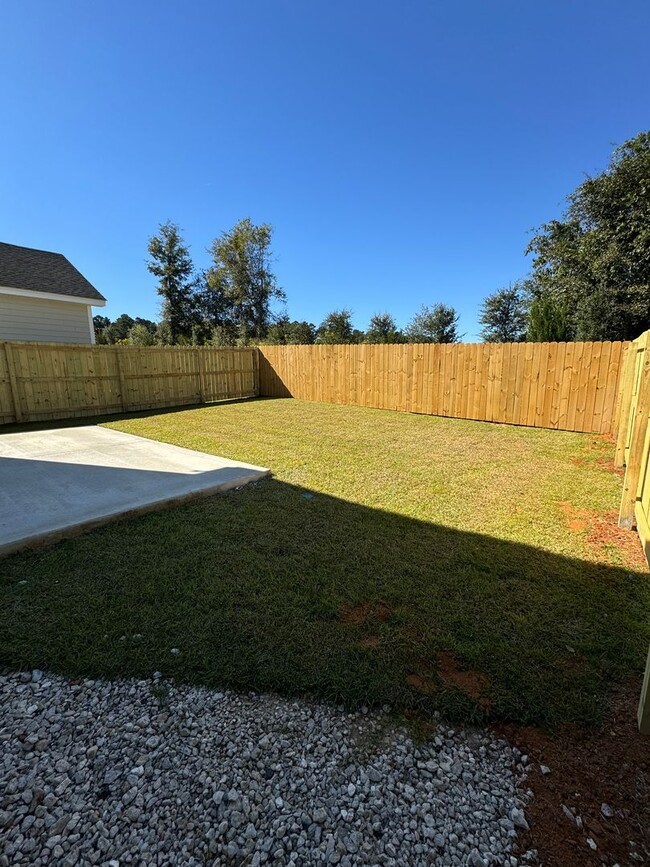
[0,395,263,435]
[0,477,648,729]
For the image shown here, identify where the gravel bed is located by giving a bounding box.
[0,671,536,866]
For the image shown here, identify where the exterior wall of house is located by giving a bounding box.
[0,293,94,344]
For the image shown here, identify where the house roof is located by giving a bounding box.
[0,242,106,302]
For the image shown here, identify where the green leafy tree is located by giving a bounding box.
[205,218,284,342]
[405,304,460,343]
[127,322,157,345]
[317,309,355,344]
[479,284,527,342]
[156,320,172,345]
[526,131,650,340]
[93,315,111,344]
[192,269,235,344]
[94,314,160,345]
[147,221,196,344]
[365,312,403,343]
[287,320,317,344]
[104,314,135,344]
[265,317,316,345]
[526,292,571,342]
[264,321,287,345]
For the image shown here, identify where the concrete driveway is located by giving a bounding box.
[0,426,269,556]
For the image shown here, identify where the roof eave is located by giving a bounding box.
[0,285,106,307]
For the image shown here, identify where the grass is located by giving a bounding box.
[1,397,649,728]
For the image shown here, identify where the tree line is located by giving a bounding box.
[96,131,650,346]
[94,216,464,346]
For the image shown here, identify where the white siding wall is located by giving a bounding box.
[0,294,93,344]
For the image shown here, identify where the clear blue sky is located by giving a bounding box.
[2,1,649,340]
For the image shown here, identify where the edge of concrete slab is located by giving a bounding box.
[0,467,270,559]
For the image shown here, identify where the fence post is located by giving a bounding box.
[114,347,128,412]
[253,348,260,396]
[639,648,650,734]
[619,333,650,528]
[614,342,637,467]
[196,348,207,403]
[3,342,23,424]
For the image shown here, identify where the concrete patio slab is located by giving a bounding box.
[0,426,269,556]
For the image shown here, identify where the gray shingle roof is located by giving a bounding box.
[0,242,106,302]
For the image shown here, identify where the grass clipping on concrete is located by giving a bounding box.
[1,398,649,728]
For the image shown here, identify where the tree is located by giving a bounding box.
[317,309,355,343]
[127,322,157,345]
[526,131,650,340]
[205,218,284,342]
[526,292,571,342]
[287,321,317,344]
[365,312,403,344]
[479,284,527,342]
[405,304,460,343]
[192,269,235,344]
[265,318,316,345]
[94,314,160,345]
[105,313,135,344]
[93,315,111,344]
[147,221,196,344]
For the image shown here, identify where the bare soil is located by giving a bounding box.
[436,650,492,710]
[341,600,393,625]
[496,682,650,867]
[559,502,647,569]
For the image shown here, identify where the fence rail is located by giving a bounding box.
[0,342,258,425]
[259,341,628,434]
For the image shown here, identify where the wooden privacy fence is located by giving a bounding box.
[607,328,650,734]
[0,339,630,433]
[259,341,627,434]
[0,342,258,425]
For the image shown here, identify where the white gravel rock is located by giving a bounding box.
[0,671,533,866]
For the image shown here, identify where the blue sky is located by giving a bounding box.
[1,1,649,340]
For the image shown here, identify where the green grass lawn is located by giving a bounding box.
[1,397,649,728]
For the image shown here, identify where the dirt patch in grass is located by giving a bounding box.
[437,650,492,709]
[405,656,437,696]
[406,672,435,694]
[571,456,625,476]
[405,652,492,709]
[569,434,625,476]
[359,635,380,649]
[586,510,647,568]
[588,433,616,450]
[496,681,650,867]
[601,459,625,477]
[341,600,393,626]
[560,501,588,526]
[559,502,646,569]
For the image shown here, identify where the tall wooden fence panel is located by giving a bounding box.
[597,328,650,734]
[614,329,650,733]
[0,342,257,425]
[616,332,650,544]
[259,341,627,434]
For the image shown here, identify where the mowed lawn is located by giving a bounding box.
[1,398,649,728]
